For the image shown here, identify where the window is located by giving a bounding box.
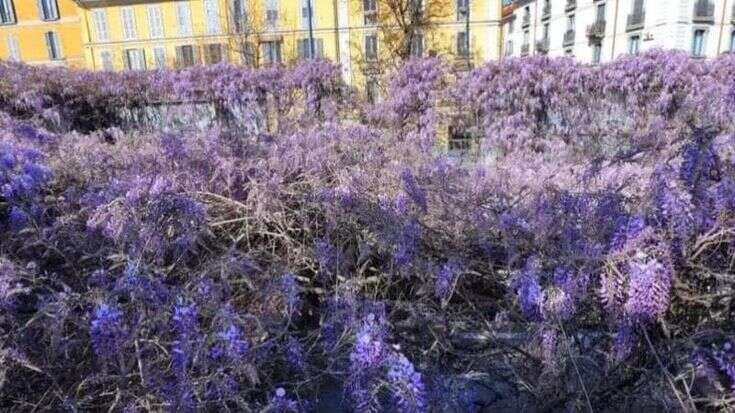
[175,45,198,68]
[364,0,377,25]
[592,43,602,63]
[457,0,469,21]
[204,0,220,34]
[410,33,424,58]
[523,30,529,45]
[147,6,164,38]
[261,41,281,64]
[100,50,114,71]
[39,0,59,21]
[153,47,166,69]
[0,0,15,24]
[507,19,514,34]
[628,35,640,55]
[6,34,19,61]
[365,34,377,60]
[457,31,469,56]
[45,31,61,60]
[266,0,278,28]
[366,78,379,104]
[596,3,605,21]
[297,38,324,59]
[505,39,513,56]
[232,0,248,33]
[240,42,256,66]
[300,0,313,30]
[124,48,146,71]
[567,14,575,30]
[448,126,473,152]
[93,10,109,42]
[204,43,224,64]
[120,7,137,40]
[176,1,192,36]
[730,31,735,53]
[542,23,549,39]
[692,29,706,57]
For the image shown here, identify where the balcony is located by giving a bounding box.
[692,0,715,24]
[521,43,530,56]
[565,0,576,12]
[586,20,606,44]
[522,13,531,28]
[563,29,575,47]
[541,3,551,20]
[453,56,473,71]
[626,11,645,32]
[535,38,550,54]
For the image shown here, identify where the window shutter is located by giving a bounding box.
[316,39,323,58]
[193,45,201,66]
[123,49,130,70]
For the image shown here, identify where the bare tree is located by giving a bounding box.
[376,0,452,62]
[225,0,266,67]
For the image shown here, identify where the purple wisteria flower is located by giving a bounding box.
[90,302,126,359]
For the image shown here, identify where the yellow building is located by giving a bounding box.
[73,0,502,89]
[0,0,84,67]
[0,0,502,92]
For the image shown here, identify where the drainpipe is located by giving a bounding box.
[610,0,620,60]
[308,0,315,58]
[466,0,471,60]
[717,0,729,54]
[532,0,537,55]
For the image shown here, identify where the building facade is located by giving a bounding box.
[72,0,502,88]
[0,0,84,67]
[0,1,503,91]
[503,0,735,63]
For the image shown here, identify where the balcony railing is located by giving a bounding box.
[521,43,530,56]
[565,0,576,12]
[626,11,645,32]
[693,0,715,23]
[563,29,575,47]
[541,3,551,20]
[535,38,550,54]
[522,13,531,27]
[586,20,606,43]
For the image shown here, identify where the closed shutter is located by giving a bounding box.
[100,50,113,71]
[148,6,164,38]
[93,10,109,42]
[121,7,136,40]
[153,47,166,69]
[315,38,323,58]
[7,34,19,61]
[176,2,192,36]
[204,0,220,34]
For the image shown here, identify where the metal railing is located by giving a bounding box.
[586,20,606,42]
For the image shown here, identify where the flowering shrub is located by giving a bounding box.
[0,51,734,411]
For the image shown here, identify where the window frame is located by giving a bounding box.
[0,0,16,25]
[39,0,59,21]
[45,31,62,60]
[120,7,137,40]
